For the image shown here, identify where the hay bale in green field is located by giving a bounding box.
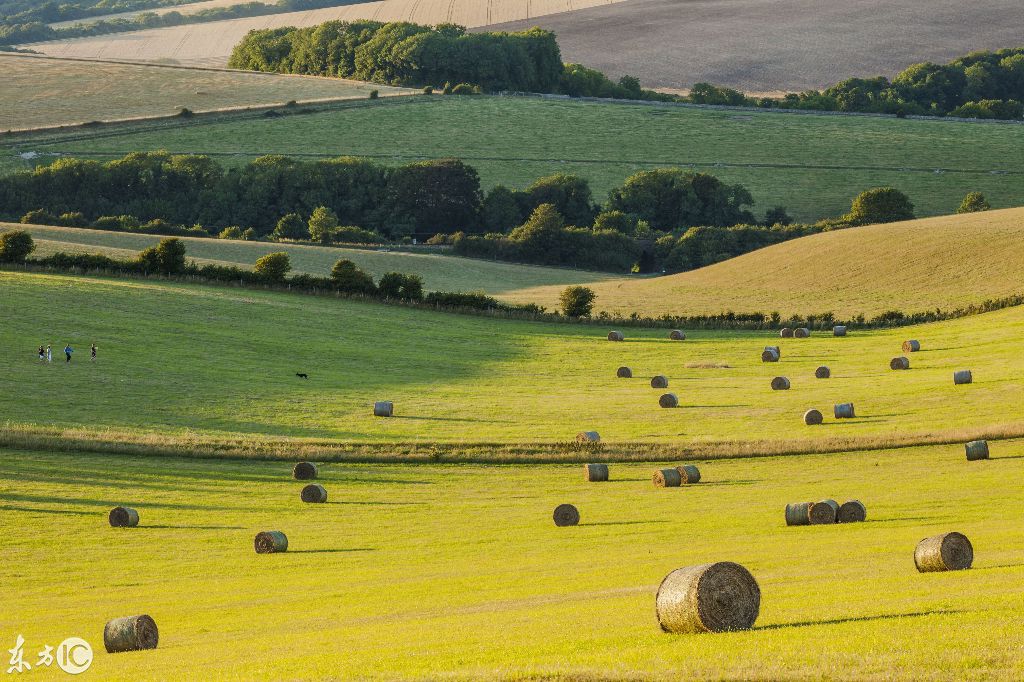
[761,348,780,363]
[607,331,624,342]
[373,401,394,417]
[771,376,791,390]
[794,327,810,338]
[780,328,793,338]
[659,392,679,408]
[669,330,686,341]
[254,530,288,554]
[616,366,633,378]
[809,499,839,524]
[834,402,855,419]
[965,440,989,461]
[890,356,910,370]
[301,483,327,503]
[785,502,812,526]
[653,468,682,487]
[584,464,609,482]
[553,503,580,526]
[576,431,601,443]
[292,461,318,480]
[103,615,158,654]
[903,340,921,352]
[914,532,973,572]
[803,409,823,425]
[651,375,668,388]
[676,464,701,483]
[108,507,139,528]
[656,562,760,633]
[815,366,830,379]
[953,370,973,385]
[833,326,847,337]
[838,500,867,523]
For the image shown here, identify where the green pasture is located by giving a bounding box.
[4,96,1024,221]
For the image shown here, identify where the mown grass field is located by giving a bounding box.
[2,445,1022,679]
[3,270,1024,458]
[5,96,1023,221]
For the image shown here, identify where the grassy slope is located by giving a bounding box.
[2,446,1022,679]
[3,270,1024,456]
[0,54,411,131]
[4,97,1024,221]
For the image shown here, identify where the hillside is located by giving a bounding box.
[4,96,1023,222]
[486,0,1024,93]
[0,54,412,131]
[47,0,276,28]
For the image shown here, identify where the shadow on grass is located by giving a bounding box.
[289,548,376,554]
[140,524,245,530]
[691,480,758,487]
[994,455,1024,460]
[0,504,92,516]
[325,500,424,506]
[864,516,946,524]
[583,520,670,527]
[972,562,1024,571]
[394,415,515,424]
[2,492,236,512]
[756,609,962,631]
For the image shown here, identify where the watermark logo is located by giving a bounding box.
[6,635,92,675]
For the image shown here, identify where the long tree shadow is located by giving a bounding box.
[756,609,962,630]
[138,524,245,530]
[583,520,671,527]
[288,548,376,554]
[2,492,243,512]
[0,504,92,516]
[394,415,515,424]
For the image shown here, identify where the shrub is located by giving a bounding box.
[330,259,376,294]
[137,237,187,275]
[762,206,793,226]
[242,228,256,240]
[333,226,383,244]
[847,187,915,225]
[377,272,424,301]
[593,210,636,234]
[219,226,244,239]
[272,213,308,241]
[308,206,339,244]
[957,192,991,214]
[450,83,482,95]
[20,209,57,225]
[425,291,502,310]
[423,86,433,95]
[0,230,35,262]
[58,212,88,227]
[369,90,379,99]
[560,285,596,317]
[254,252,292,281]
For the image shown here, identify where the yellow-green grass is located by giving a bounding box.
[0,54,411,132]
[4,96,1024,221]
[3,270,1024,459]
[2,445,1022,679]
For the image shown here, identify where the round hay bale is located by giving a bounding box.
[761,349,780,363]
[764,345,780,355]
[108,506,139,528]
[616,366,633,378]
[103,615,158,654]
[771,376,791,391]
[254,530,288,554]
[779,328,793,338]
[584,463,609,482]
[553,503,580,527]
[890,356,910,370]
[785,502,812,526]
[653,468,682,487]
[373,401,394,417]
[902,340,921,353]
[655,562,761,633]
[965,440,989,461]
[659,393,679,408]
[809,499,839,524]
[803,409,823,425]
[300,483,328,503]
[794,328,810,338]
[838,500,867,523]
[815,366,831,379]
[834,402,855,419]
[676,464,701,484]
[576,431,601,443]
[669,330,686,341]
[651,375,669,389]
[833,326,847,337]
[953,370,973,385]
[607,331,624,342]
[292,461,318,480]
[914,532,973,572]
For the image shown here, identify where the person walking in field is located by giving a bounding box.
[64,344,73,363]
[91,344,97,362]
[38,345,45,363]
[45,345,52,363]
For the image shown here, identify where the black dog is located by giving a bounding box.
[295,373,308,379]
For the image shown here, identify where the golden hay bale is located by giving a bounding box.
[771,376,791,391]
[292,461,318,480]
[761,348,780,363]
[965,440,989,461]
[669,330,686,341]
[607,331,625,342]
[833,326,847,337]
[103,615,158,654]
[585,463,609,482]
[953,370,973,385]
[779,328,794,338]
[373,401,394,417]
[890,356,910,370]
[656,562,760,633]
[676,464,701,483]
[803,409,823,425]
[659,393,679,408]
[903,340,921,352]
[553,503,580,526]
[794,327,810,338]
[254,530,288,554]
[576,431,601,443]
[301,483,327,503]
[108,506,139,528]
[838,500,867,523]
[651,375,669,389]
[785,502,812,526]
[815,366,831,379]
[914,532,973,572]
[834,402,855,419]
[616,366,633,378]
[653,468,682,487]
[809,499,839,524]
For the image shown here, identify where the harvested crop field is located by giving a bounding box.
[0,54,412,131]
[486,0,1024,92]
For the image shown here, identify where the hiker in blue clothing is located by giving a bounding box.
[64,344,73,363]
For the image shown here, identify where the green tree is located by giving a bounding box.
[254,252,292,282]
[482,185,523,233]
[957,192,991,214]
[608,168,754,231]
[330,259,376,294]
[272,213,308,241]
[523,174,595,226]
[762,206,793,226]
[592,210,636,234]
[0,230,35,263]
[847,187,915,225]
[559,285,596,317]
[377,272,424,300]
[308,206,339,244]
[381,159,482,238]
[219,226,244,239]
[137,237,187,275]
